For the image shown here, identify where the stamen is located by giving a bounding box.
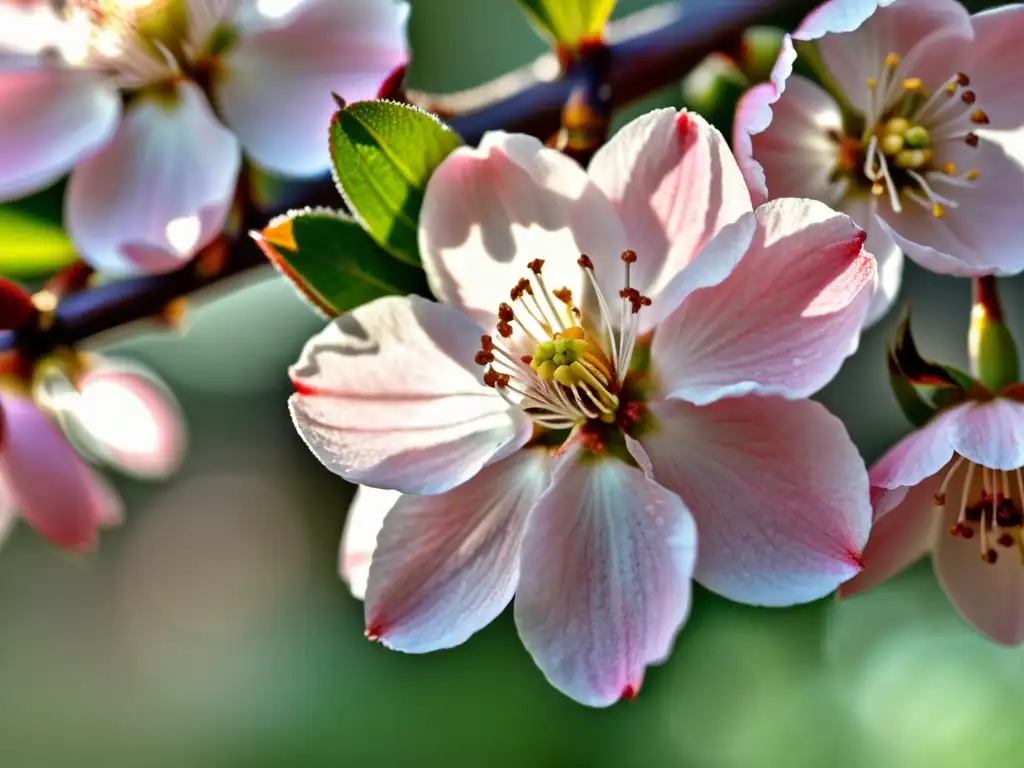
[578,255,619,369]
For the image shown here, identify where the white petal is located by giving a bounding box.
[639,396,871,606]
[838,199,903,328]
[340,485,400,600]
[0,68,119,202]
[946,399,1024,472]
[288,295,531,495]
[419,131,626,329]
[365,448,551,653]
[217,0,409,176]
[66,81,240,276]
[514,447,697,707]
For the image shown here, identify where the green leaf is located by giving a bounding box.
[0,185,77,280]
[253,208,429,317]
[516,0,615,51]
[329,100,463,266]
[886,348,938,428]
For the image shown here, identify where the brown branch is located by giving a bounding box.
[2,0,815,356]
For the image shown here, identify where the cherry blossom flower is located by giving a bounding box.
[0,356,185,551]
[840,395,1024,646]
[734,0,1024,325]
[289,109,876,706]
[0,0,408,275]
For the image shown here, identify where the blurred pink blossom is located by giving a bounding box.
[290,108,876,706]
[0,0,409,275]
[0,356,185,551]
[734,0,1024,325]
[841,397,1024,646]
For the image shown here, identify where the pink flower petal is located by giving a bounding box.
[0,68,119,202]
[967,5,1024,131]
[217,0,409,177]
[839,199,904,327]
[838,475,942,598]
[419,131,626,329]
[340,485,399,600]
[514,447,697,707]
[66,361,187,479]
[946,399,1024,472]
[0,476,16,551]
[737,74,847,207]
[934,502,1024,646]
[651,198,874,404]
[800,0,972,114]
[0,395,103,551]
[869,412,957,490]
[639,396,871,606]
[587,109,752,330]
[879,132,1024,277]
[365,447,551,653]
[288,295,532,495]
[66,81,240,276]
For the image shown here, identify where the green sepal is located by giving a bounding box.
[892,314,973,391]
[681,53,749,135]
[515,0,615,53]
[329,100,463,267]
[252,208,429,318]
[886,347,939,428]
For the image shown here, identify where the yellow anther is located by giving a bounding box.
[884,52,901,69]
[943,162,958,176]
[944,81,958,95]
[871,182,886,197]
[881,134,905,156]
[561,326,585,341]
[965,169,980,181]
[866,77,878,89]
[901,77,924,92]
[932,202,945,219]
[895,148,932,170]
[535,360,557,380]
[884,117,911,136]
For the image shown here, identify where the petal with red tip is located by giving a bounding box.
[587,109,753,330]
[514,447,696,708]
[365,447,551,652]
[289,295,532,495]
[639,396,870,606]
[651,199,874,404]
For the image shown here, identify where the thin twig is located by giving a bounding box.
[1,0,813,356]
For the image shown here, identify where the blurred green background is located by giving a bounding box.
[1,0,1022,766]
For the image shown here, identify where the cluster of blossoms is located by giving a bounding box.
[0,0,408,274]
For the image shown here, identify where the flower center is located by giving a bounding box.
[475,252,650,430]
[834,52,987,219]
[934,457,1024,565]
[51,0,230,85]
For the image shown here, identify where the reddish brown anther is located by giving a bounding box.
[620,250,637,264]
[965,132,980,147]
[577,254,594,270]
[982,549,999,564]
[998,533,1016,548]
[956,72,970,86]
[480,334,495,352]
[483,367,510,388]
[498,302,515,322]
[497,320,514,338]
[528,258,545,274]
[949,522,975,539]
[520,355,533,364]
[553,287,573,304]
[961,90,977,105]
[475,350,494,365]
[619,288,651,313]
[971,109,990,125]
